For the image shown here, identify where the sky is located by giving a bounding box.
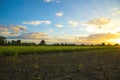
[0,0,120,44]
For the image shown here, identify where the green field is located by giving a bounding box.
[0,46,118,56]
[0,46,120,80]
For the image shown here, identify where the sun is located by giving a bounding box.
[108,38,120,44]
[114,39,120,44]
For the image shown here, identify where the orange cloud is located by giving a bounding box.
[9,32,47,40]
[0,25,27,36]
[86,33,119,41]
[86,17,111,26]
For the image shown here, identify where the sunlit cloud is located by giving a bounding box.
[86,17,111,27]
[0,32,11,37]
[0,25,27,37]
[23,20,51,26]
[10,25,27,34]
[85,18,120,33]
[0,25,10,36]
[7,32,120,44]
[8,32,47,40]
[112,8,120,16]
[76,33,120,44]
[0,26,8,31]
[55,11,63,17]
[68,21,79,27]
[86,33,119,41]
[55,24,63,28]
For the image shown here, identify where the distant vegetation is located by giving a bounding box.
[0,36,119,46]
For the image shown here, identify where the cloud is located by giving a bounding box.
[112,8,120,16]
[0,25,27,36]
[23,20,51,26]
[0,32,11,37]
[7,32,120,44]
[55,11,63,17]
[0,25,10,36]
[11,33,120,44]
[55,24,63,28]
[0,26,8,32]
[44,0,53,3]
[46,36,76,44]
[76,33,120,44]
[86,17,111,26]
[84,18,120,33]
[68,21,79,27]
[10,25,27,34]
[86,33,119,41]
[44,0,61,3]
[56,0,61,3]
[8,32,47,40]
[73,33,120,44]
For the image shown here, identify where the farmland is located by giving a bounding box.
[0,46,118,56]
[0,46,120,80]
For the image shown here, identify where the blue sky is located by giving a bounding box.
[0,0,120,44]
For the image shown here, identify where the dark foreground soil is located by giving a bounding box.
[0,49,120,80]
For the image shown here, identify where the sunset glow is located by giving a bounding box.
[108,38,120,44]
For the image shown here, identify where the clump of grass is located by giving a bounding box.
[78,64,83,70]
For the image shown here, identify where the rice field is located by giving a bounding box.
[0,46,118,56]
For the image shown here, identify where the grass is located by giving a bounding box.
[0,46,118,56]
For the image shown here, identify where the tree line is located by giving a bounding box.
[0,36,46,46]
[0,36,119,46]
[0,36,75,46]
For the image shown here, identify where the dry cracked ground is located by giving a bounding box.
[0,49,120,80]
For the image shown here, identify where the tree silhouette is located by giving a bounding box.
[0,36,7,46]
[7,41,11,46]
[102,42,105,46]
[16,40,21,45]
[39,40,46,45]
[11,40,16,45]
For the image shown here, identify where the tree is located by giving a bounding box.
[102,42,105,46]
[7,41,11,46]
[0,36,7,46]
[39,40,46,45]
[114,43,119,46]
[11,40,16,45]
[16,40,21,45]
